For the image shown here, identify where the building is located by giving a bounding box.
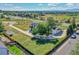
[52,28,63,36]
[0,46,9,55]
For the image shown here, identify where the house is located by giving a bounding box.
[52,28,63,36]
[47,35,53,40]
[0,46,9,55]
[30,22,37,28]
[33,34,47,40]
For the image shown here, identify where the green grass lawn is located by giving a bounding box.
[8,27,66,55]
[7,45,25,55]
[14,24,30,31]
[14,19,32,31]
[11,32,55,54]
[59,23,70,30]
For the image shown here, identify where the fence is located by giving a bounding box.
[3,33,34,55]
[3,33,71,55]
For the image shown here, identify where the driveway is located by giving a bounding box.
[9,25,33,37]
[52,34,79,55]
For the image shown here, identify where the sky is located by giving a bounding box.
[0,3,79,11]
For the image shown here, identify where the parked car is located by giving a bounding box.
[76,30,79,35]
[71,33,76,39]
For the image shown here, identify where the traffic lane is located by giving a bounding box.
[52,34,79,55]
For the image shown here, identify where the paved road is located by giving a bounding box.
[52,34,79,55]
[9,25,33,37]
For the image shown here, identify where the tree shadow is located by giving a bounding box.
[31,38,59,45]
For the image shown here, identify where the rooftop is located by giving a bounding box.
[0,46,8,55]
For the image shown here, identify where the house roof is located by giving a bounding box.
[0,46,8,55]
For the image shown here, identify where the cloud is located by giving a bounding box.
[48,3,57,7]
[1,3,14,7]
[1,6,28,11]
[11,6,28,11]
[66,3,74,7]
[38,3,43,6]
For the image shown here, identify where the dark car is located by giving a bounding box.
[71,33,76,39]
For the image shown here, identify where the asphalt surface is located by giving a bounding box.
[52,34,79,55]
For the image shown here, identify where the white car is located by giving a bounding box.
[76,30,79,35]
[71,33,76,39]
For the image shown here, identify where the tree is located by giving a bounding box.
[0,14,4,18]
[0,21,4,32]
[67,24,74,35]
[32,22,49,35]
[32,27,38,35]
[72,16,76,29]
[47,17,57,29]
[37,22,48,35]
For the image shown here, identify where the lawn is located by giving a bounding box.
[7,45,25,55]
[8,27,67,55]
[58,23,70,30]
[14,19,32,31]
